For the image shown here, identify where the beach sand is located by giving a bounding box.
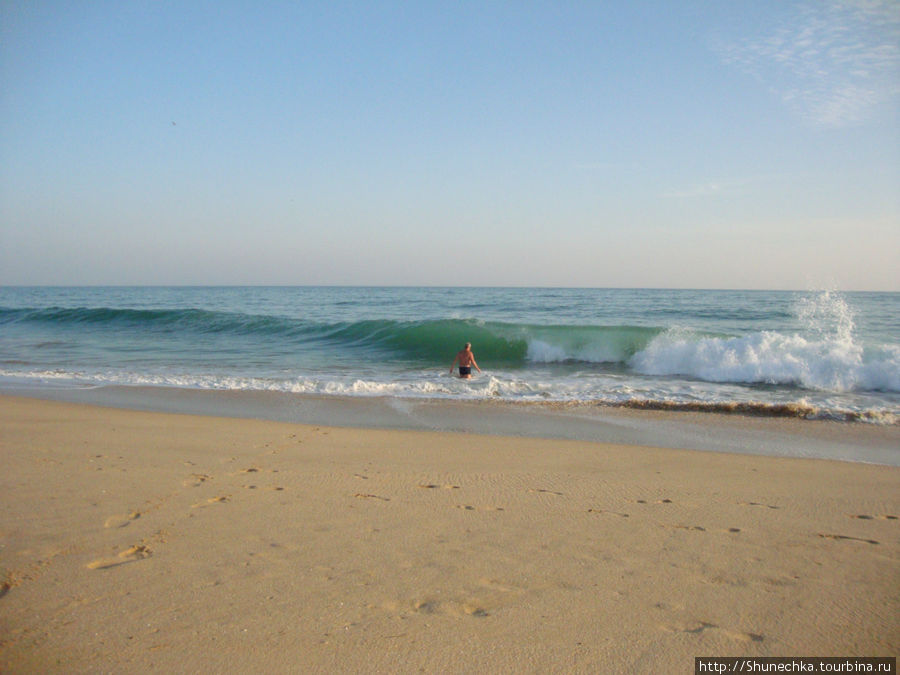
[1,395,897,673]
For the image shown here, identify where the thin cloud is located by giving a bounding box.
[660,173,793,200]
[660,182,727,199]
[714,0,900,127]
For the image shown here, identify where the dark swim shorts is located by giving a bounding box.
[459,366,472,376]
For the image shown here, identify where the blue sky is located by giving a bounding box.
[1,1,898,289]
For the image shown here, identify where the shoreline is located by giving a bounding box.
[2,383,899,465]
[1,395,897,672]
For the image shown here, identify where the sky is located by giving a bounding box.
[1,0,898,290]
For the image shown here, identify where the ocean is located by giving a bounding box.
[1,286,898,425]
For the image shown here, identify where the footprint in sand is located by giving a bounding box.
[850,514,898,521]
[818,533,880,545]
[354,493,390,501]
[418,484,460,490]
[222,467,263,478]
[103,511,141,528]
[191,496,230,508]
[729,630,765,643]
[741,501,780,510]
[411,599,489,618]
[87,544,152,570]
[243,482,282,491]
[413,599,438,614]
[224,467,262,478]
[661,621,763,643]
[587,509,630,518]
[183,474,212,487]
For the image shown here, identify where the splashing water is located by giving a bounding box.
[629,291,895,394]
[795,290,855,345]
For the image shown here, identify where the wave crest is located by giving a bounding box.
[630,329,900,393]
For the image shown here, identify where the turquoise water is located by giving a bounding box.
[1,287,898,422]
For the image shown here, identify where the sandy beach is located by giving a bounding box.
[1,394,898,673]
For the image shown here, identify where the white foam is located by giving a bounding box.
[525,337,630,363]
[526,340,570,363]
[629,329,898,393]
[2,359,897,423]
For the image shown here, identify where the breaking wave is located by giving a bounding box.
[630,330,900,393]
[2,303,897,394]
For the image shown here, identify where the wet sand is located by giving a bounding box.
[1,395,898,672]
[5,383,898,464]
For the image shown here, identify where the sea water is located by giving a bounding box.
[1,287,898,423]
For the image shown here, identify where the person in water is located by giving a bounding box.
[450,342,482,379]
